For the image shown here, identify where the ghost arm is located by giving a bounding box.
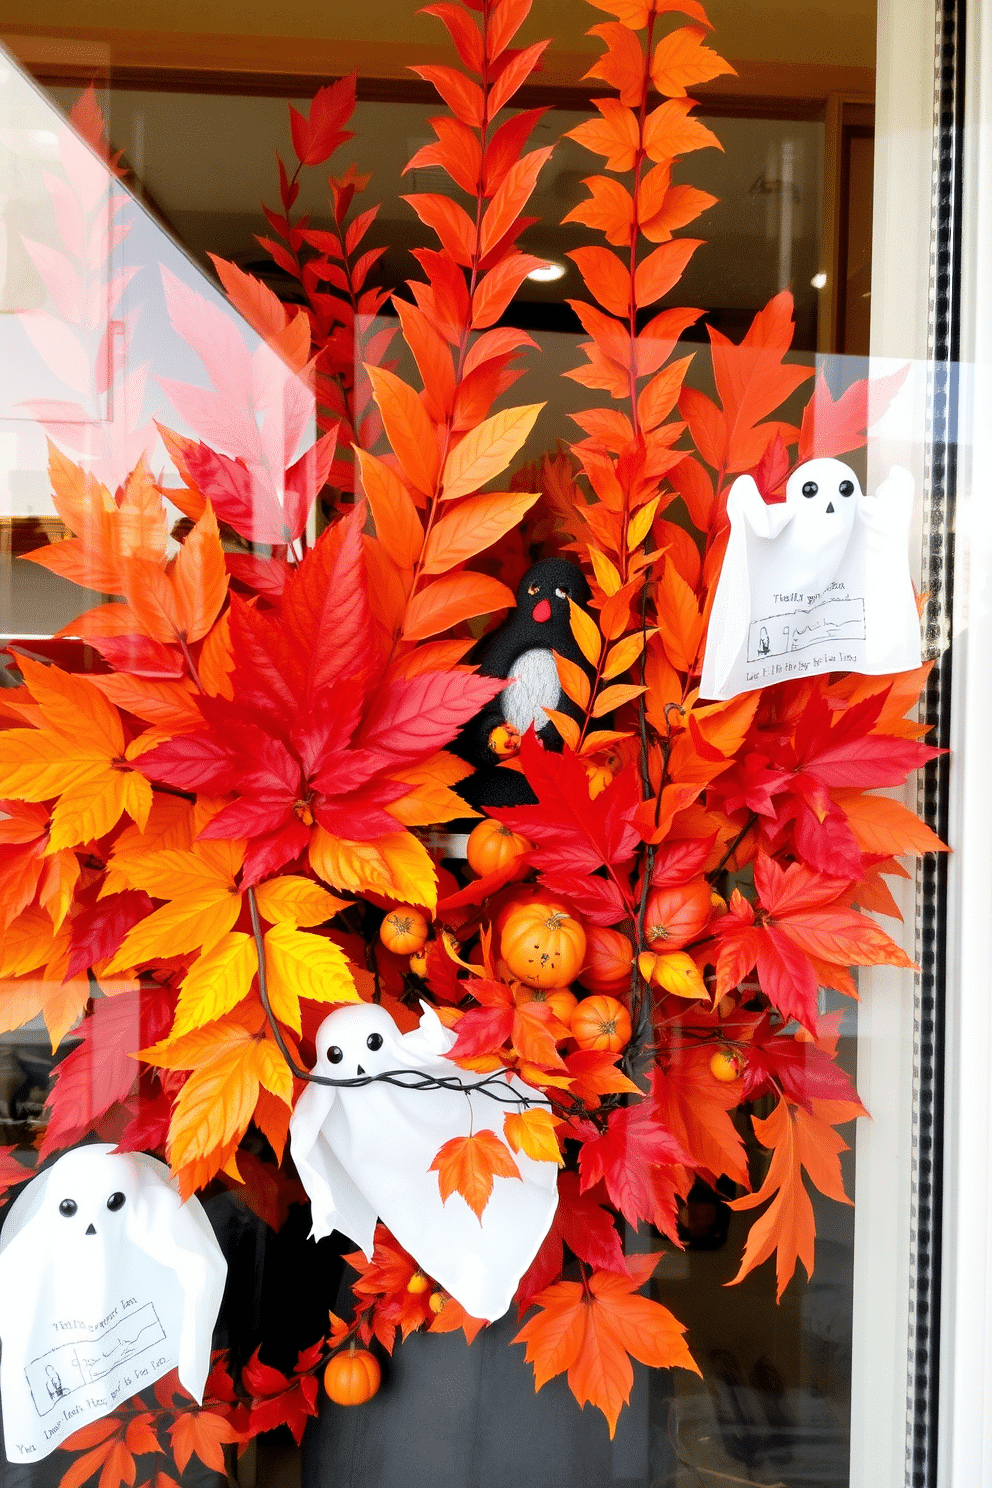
[858,464,914,540]
[289,1081,379,1257]
[701,476,792,699]
[728,474,794,540]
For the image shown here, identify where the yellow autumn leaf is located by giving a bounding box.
[626,495,660,551]
[171,932,259,1038]
[254,875,350,927]
[643,950,707,999]
[503,1108,564,1166]
[165,1019,293,1182]
[602,631,654,681]
[0,658,151,846]
[591,683,647,718]
[552,651,591,710]
[263,922,359,1034]
[440,404,545,502]
[310,829,438,910]
[568,598,602,667]
[0,906,59,976]
[104,841,246,970]
[588,545,622,596]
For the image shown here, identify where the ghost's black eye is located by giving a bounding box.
[106,1192,126,1212]
[839,480,854,497]
[527,583,540,596]
[58,1199,77,1218]
[366,1032,384,1052]
[802,481,818,498]
[327,1046,344,1064]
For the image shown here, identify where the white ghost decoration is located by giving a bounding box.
[699,457,921,700]
[289,1003,559,1324]
[0,1145,227,1462]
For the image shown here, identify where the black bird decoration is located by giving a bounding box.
[454,558,595,811]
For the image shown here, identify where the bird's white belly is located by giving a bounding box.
[502,648,561,733]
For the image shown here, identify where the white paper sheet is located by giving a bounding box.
[700,457,922,701]
[0,1146,227,1462]
[290,1003,559,1323]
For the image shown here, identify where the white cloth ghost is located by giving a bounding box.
[0,1145,226,1462]
[289,1003,559,1324]
[700,457,922,700]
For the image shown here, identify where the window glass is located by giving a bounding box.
[0,0,947,1482]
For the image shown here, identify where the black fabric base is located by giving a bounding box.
[301,1308,671,1488]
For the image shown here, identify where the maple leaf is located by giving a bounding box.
[513,1252,699,1435]
[139,508,501,894]
[492,731,639,924]
[729,1096,855,1298]
[450,976,568,1069]
[577,1090,689,1238]
[169,1410,238,1473]
[241,1348,320,1443]
[712,856,913,1028]
[515,1171,628,1310]
[504,1107,563,1166]
[430,1129,522,1219]
[346,1225,435,1349]
[0,657,152,849]
[739,1011,866,1112]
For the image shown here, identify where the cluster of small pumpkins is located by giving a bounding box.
[376,818,729,1060]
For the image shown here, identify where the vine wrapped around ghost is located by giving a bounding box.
[290,1003,560,1323]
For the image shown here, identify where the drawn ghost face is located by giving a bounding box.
[314,1003,405,1080]
[784,458,862,554]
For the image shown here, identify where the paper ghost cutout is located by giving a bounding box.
[0,1145,227,1462]
[289,1003,559,1323]
[700,457,922,700]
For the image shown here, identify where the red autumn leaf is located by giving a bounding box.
[797,364,909,462]
[577,1090,689,1238]
[492,732,640,920]
[515,1170,628,1310]
[41,990,173,1159]
[289,75,357,166]
[66,891,155,980]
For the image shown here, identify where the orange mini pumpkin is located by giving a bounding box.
[324,1348,381,1406]
[579,925,634,996]
[644,878,711,950]
[513,983,578,1029]
[379,905,429,956]
[571,994,632,1053]
[501,902,586,989]
[466,819,531,878]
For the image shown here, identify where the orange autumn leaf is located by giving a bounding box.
[421,490,539,574]
[402,571,516,640]
[366,363,441,497]
[729,1097,855,1299]
[429,1129,522,1219]
[169,1409,238,1473]
[142,1003,293,1196]
[649,25,735,97]
[0,656,152,849]
[513,1253,699,1436]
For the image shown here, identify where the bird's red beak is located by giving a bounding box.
[532,598,552,622]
